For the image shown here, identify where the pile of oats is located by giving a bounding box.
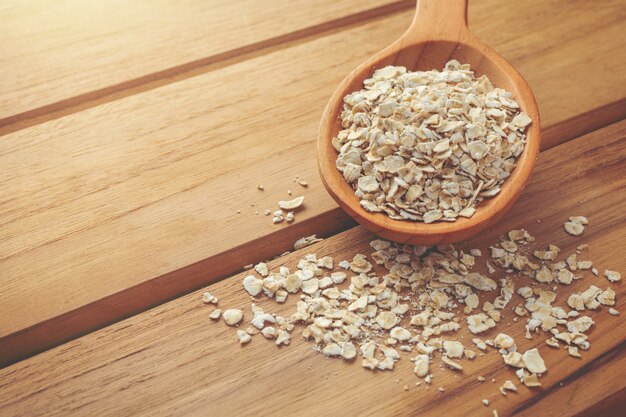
[333,60,531,223]
[205,216,621,409]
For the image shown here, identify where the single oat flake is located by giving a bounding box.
[522,348,547,374]
[605,270,621,282]
[223,309,244,326]
[294,234,323,250]
[237,329,252,344]
[242,275,263,297]
[209,309,221,320]
[202,292,218,304]
[500,380,518,395]
[278,196,305,210]
[564,216,588,236]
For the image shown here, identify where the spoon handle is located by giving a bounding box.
[405,0,470,42]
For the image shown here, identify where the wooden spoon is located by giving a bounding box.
[318,0,540,245]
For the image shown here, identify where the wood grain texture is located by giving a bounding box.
[515,352,626,417]
[2,0,626,367]
[0,0,410,123]
[0,121,624,416]
[318,0,541,245]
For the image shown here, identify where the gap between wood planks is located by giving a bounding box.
[1,115,623,369]
[0,0,414,134]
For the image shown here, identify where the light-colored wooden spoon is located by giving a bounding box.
[318,0,540,245]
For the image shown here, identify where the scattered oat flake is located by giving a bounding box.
[522,372,542,388]
[522,348,547,374]
[467,313,497,334]
[569,216,589,225]
[293,234,323,250]
[442,356,463,371]
[341,342,357,360]
[473,338,487,351]
[605,270,621,282]
[254,262,269,277]
[211,216,619,395]
[568,346,581,358]
[261,327,276,339]
[209,309,221,320]
[376,311,399,330]
[500,380,518,395]
[545,337,559,348]
[275,329,291,346]
[243,275,263,296]
[443,340,464,358]
[413,355,430,377]
[503,351,524,368]
[237,329,251,344]
[563,217,587,236]
[494,333,516,351]
[278,196,304,210]
[202,292,218,304]
[223,309,243,326]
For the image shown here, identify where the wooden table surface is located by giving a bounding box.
[0,0,625,415]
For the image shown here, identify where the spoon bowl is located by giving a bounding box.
[318,0,540,245]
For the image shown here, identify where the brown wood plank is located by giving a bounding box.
[514,350,626,416]
[0,0,410,123]
[1,0,626,367]
[0,120,624,416]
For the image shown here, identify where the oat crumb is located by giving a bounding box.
[605,270,621,282]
